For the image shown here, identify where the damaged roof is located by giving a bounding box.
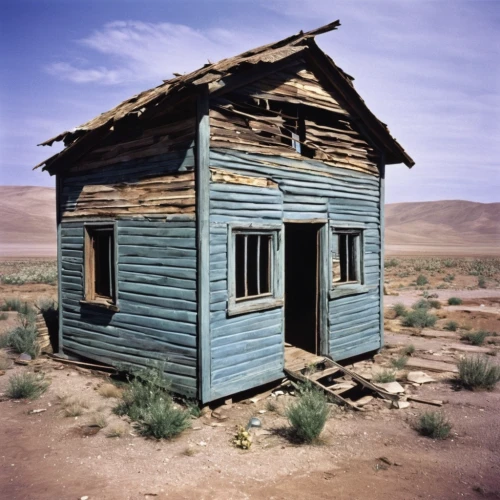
[36,20,414,171]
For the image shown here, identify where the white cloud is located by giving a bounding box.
[46,21,273,86]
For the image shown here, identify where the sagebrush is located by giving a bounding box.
[286,382,329,443]
[457,356,500,390]
[6,372,48,399]
[416,411,452,439]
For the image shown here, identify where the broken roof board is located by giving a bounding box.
[35,21,414,172]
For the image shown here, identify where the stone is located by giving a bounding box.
[407,371,436,384]
[391,400,410,409]
[354,395,374,407]
[15,353,32,365]
[200,406,211,417]
[373,381,405,394]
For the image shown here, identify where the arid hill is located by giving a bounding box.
[0,186,56,257]
[385,200,500,256]
[0,188,498,257]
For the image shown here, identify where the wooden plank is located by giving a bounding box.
[405,357,459,373]
[196,88,211,403]
[210,168,277,188]
[309,366,340,381]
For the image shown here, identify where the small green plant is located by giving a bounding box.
[6,372,48,399]
[443,274,455,283]
[2,303,39,358]
[400,344,415,356]
[114,364,191,439]
[0,312,8,321]
[457,356,500,390]
[416,275,429,286]
[461,331,488,346]
[401,309,437,328]
[478,276,487,288]
[373,369,397,383]
[416,411,452,439]
[139,398,191,439]
[444,321,459,332]
[286,382,329,443]
[392,303,407,317]
[391,356,409,369]
[448,297,463,306]
[185,399,202,418]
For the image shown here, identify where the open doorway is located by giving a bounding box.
[284,223,322,354]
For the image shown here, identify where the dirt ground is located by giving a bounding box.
[1,257,500,500]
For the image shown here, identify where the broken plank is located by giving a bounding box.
[405,357,459,373]
[407,396,443,407]
[284,368,362,411]
[309,366,341,381]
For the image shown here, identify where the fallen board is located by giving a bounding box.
[405,357,459,373]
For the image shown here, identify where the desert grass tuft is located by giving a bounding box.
[105,423,128,438]
[444,321,459,332]
[90,413,108,429]
[97,383,123,399]
[400,344,415,356]
[114,364,191,439]
[60,396,90,417]
[286,382,329,443]
[182,446,198,457]
[373,369,397,383]
[391,356,409,370]
[461,330,488,346]
[416,411,452,439]
[448,297,463,306]
[457,356,500,390]
[392,303,407,318]
[416,275,429,286]
[0,312,8,321]
[6,372,49,399]
[401,308,437,328]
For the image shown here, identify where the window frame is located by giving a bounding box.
[227,223,283,316]
[82,222,119,311]
[329,224,370,299]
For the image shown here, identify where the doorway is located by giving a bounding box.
[284,223,323,354]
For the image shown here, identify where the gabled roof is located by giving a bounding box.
[35,21,414,172]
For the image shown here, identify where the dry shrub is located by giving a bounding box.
[98,383,123,399]
[106,423,128,438]
[457,356,500,390]
[7,372,49,399]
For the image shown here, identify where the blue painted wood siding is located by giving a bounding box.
[60,218,198,396]
[209,149,382,379]
[208,180,285,400]
[59,151,198,397]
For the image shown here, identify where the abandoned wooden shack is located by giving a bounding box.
[36,21,414,403]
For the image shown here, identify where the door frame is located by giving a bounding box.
[283,219,329,356]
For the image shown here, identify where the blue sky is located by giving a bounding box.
[0,0,498,203]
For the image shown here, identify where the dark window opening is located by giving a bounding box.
[332,231,361,285]
[86,226,115,302]
[235,233,271,300]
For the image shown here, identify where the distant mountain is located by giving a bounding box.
[0,186,56,257]
[385,200,500,255]
[0,188,498,257]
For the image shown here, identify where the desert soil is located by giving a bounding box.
[1,258,500,499]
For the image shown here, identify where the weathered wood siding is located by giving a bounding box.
[60,149,195,219]
[58,147,198,397]
[210,59,379,176]
[60,217,198,396]
[208,179,285,399]
[209,149,382,374]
